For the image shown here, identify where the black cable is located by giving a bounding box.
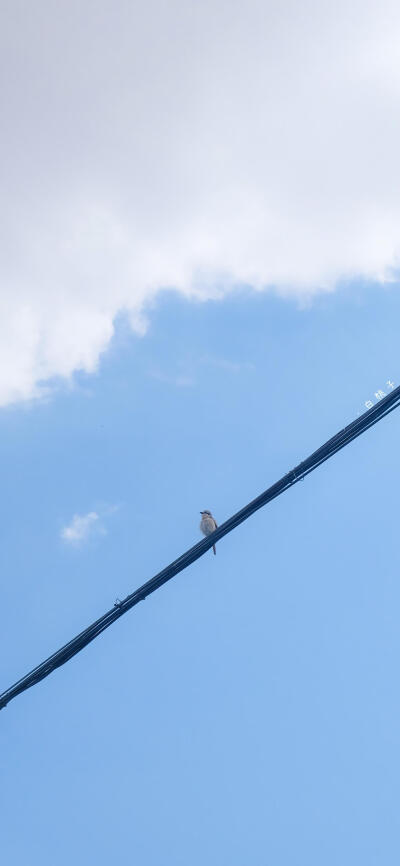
[1,385,400,711]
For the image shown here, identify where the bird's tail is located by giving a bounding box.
[213,544,216,555]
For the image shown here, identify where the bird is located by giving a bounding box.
[200,510,218,555]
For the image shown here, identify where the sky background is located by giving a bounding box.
[2,283,400,865]
[2,0,400,406]
[2,1,400,864]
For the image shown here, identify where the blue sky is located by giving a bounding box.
[2,2,400,862]
[1,282,400,865]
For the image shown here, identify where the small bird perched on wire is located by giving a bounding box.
[200,510,218,555]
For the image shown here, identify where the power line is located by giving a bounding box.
[1,386,400,711]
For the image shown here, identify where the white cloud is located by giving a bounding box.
[61,504,119,545]
[149,369,195,387]
[1,0,400,406]
[61,512,101,545]
[201,356,255,373]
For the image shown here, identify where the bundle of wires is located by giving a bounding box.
[1,385,400,711]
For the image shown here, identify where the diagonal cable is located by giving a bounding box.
[1,386,400,710]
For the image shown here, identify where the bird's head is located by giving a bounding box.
[200,510,212,516]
